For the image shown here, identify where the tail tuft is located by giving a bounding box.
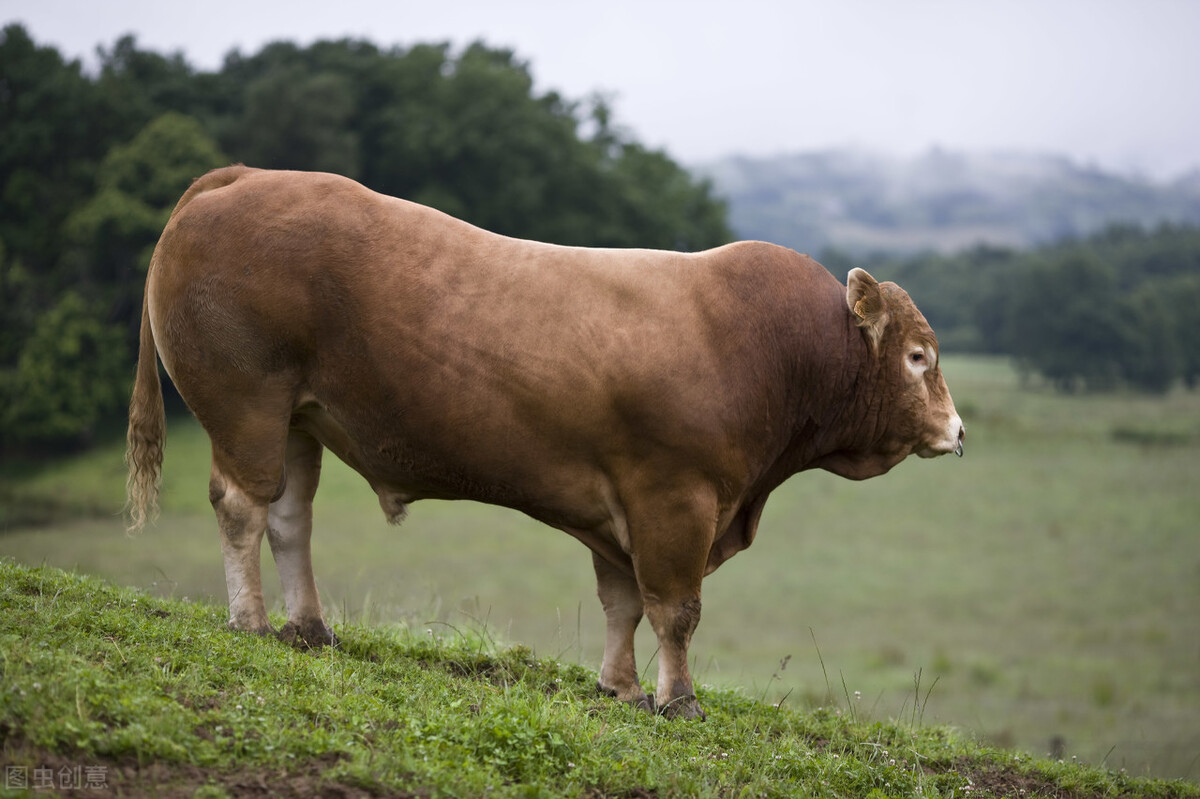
[125,288,166,533]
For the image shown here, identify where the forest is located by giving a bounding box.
[2,22,1198,453]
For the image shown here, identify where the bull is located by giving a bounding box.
[126,166,964,719]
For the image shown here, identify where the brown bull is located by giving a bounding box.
[126,166,964,719]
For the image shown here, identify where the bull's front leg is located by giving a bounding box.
[641,587,705,719]
[627,485,717,720]
[592,551,653,712]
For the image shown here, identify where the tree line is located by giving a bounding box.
[0,24,732,451]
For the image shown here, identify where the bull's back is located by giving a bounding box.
[152,168,643,366]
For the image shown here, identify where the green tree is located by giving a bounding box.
[607,142,729,250]
[1,113,226,449]
[0,292,128,448]
[0,236,36,367]
[1006,253,1128,391]
[1160,274,1200,388]
[231,64,360,176]
[1115,288,1179,394]
[215,38,731,249]
[0,25,104,277]
[66,112,227,271]
[64,112,227,328]
[91,34,204,149]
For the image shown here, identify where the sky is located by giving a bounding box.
[5,0,1199,179]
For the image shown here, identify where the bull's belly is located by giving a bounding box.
[290,400,622,545]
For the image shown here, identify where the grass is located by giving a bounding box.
[3,558,1198,798]
[1,355,1199,782]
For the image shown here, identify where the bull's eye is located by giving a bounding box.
[910,351,925,365]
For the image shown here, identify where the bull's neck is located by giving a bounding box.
[776,310,899,484]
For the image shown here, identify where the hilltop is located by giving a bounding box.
[2,558,1196,798]
[698,148,1200,255]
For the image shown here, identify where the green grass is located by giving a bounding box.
[2,355,1199,783]
[3,558,1197,798]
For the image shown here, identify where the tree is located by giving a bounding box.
[91,34,203,148]
[0,292,128,448]
[0,25,104,276]
[1160,275,1200,388]
[1005,253,1127,391]
[1116,288,1179,394]
[230,65,360,176]
[0,236,36,367]
[64,112,228,329]
[599,141,729,251]
[213,38,731,249]
[0,113,227,449]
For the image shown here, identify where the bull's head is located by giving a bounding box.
[847,268,965,460]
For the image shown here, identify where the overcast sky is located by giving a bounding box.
[6,0,1199,179]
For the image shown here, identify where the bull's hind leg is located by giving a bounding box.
[210,467,275,636]
[592,552,653,711]
[267,429,337,648]
[206,408,291,638]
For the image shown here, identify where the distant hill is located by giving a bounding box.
[696,148,1200,255]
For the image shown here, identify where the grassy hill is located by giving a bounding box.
[2,356,1200,785]
[3,558,1196,798]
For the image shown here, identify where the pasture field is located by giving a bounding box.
[3,559,1197,798]
[1,355,1198,781]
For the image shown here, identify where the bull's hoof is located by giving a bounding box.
[597,681,654,713]
[276,620,339,649]
[227,619,275,637]
[657,694,706,721]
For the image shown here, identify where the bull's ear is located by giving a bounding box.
[847,268,889,354]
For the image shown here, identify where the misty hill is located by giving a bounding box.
[697,148,1200,255]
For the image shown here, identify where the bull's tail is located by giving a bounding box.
[125,165,255,531]
[125,282,166,533]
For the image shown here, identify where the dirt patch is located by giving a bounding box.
[1,744,663,798]
[945,758,1193,799]
[959,763,1072,798]
[1,745,423,798]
